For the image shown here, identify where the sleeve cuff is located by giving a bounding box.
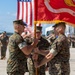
[18,42,27,49]
[50,48,57,56]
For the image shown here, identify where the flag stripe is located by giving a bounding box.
[26,2,28,24]
[23,2,26,22]
[17,1,33,26]
[28,2,30,25]
[19,2,22,19]
[17,1,20,19]
[30,2,32,26]
[22,2,24,20]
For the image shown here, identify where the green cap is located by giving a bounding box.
[36,26,42,32]
[13,19,27,26]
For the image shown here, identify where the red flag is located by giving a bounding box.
[34,0,75,26]
[17,0,34,26]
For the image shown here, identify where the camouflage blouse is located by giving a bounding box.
[7,32,27,73]
[49,34,70,75]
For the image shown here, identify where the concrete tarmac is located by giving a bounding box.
[0,48,75,75]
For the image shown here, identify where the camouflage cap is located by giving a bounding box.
[53,22,66,28]
[36,26,42,32]
[13,19,27,26]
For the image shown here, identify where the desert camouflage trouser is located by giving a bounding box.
[27,57,35,75]
[1,46,7,59]
[38,65,45,75]
[49,62,70,75]
[27,57,46,75]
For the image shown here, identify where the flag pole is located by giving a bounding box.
[34,23,36,38]
[34,0,38,74]
[34,23,38,75]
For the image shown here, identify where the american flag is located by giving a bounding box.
[17,0,34,27]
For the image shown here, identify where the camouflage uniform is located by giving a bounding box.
[7,32,28,75]
[46,34,56,68]
[36,36,50,75]
[27,56,35,75]
[0,35,9,59]
[47,34,56,48]
[28,36,50,75]
[25,37,35,75]
[49,34,70,75]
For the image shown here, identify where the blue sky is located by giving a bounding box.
[0,0,17,33]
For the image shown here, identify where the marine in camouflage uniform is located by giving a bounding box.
[36,22,70,75]
[25,36,35,75]
[49,34,70,75]
[7,19,38,75]
[7,32,28,75]
[46,31,56,69]
[28,26,50,75]
[37,36,50,75]
[0,31,9,59]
